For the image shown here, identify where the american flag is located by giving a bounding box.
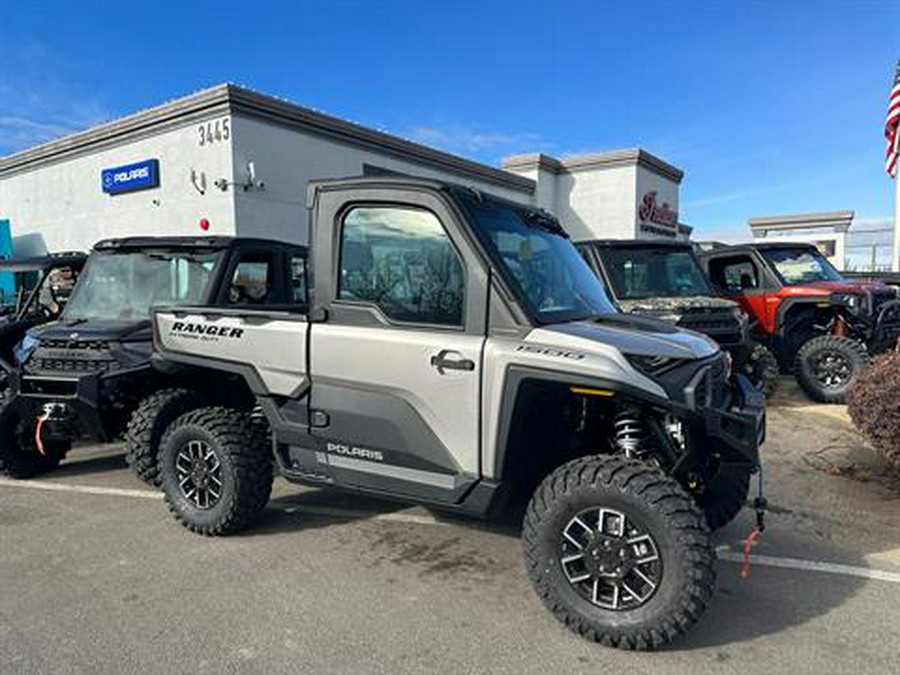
[885,60,900,177]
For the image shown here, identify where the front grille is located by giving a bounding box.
[679,309,740,330]
[25,341,120,376]
[681,317,735,330]
[36,339,111,351]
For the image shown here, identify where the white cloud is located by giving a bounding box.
[399,124,545,157]
[0,101,110,155]
[0,41,110,155]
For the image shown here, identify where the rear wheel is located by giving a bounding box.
[794,335,870,403]
[159,407,273,535]
[125,388,206,486]
[743,343,780,396]
[0,410,71,479]
[522,455,715,650]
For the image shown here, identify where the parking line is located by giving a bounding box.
[717,551,900,583]
[4,477,900,584]
[0,478,162,500]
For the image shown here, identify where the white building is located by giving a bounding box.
[0,84,688,255]
[749,211,853,269]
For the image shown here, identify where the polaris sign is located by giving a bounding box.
[101,159,160,195]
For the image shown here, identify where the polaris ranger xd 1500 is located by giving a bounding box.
[0,237,307,479]
[578,239,780,395]
[148,178,766,650]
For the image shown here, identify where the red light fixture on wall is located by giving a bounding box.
[199,218,210,231]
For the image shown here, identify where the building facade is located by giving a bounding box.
[750,211,853,269]
[0,84,687,255]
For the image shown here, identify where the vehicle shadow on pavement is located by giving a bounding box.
[53,451,128,478]
[246,489,417,536]
[676,519,868,651]
[256,485,873,650]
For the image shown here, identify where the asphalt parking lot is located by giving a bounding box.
[2,379,900,675]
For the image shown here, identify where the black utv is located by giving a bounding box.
[0,253,86,390]
[0,236,307,479]
[578,240,779,395]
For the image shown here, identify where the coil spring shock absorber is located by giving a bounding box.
[612,407,648,458]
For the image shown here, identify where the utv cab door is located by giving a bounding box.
[707,253,777,335]
[307,187,488,504]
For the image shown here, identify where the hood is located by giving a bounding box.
[797,280,892,295]
[541,313,719,360]
[618,295,738,314]
[28,318,152,343]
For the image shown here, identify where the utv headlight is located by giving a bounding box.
[830,293,861,310]
[13,334,38,364]
[625,353,683,375]
[652,311,684,325]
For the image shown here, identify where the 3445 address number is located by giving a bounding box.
[198,118,230,146]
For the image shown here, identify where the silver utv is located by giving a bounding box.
[150,177,766,650]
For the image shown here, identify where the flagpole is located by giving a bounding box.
[895,129,900,271]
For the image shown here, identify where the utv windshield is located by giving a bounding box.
[458,193,617,324]
[598,247,712,300]
[63,249,222,321]
[762,248,843,285]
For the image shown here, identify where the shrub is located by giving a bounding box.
[847,352,900,472]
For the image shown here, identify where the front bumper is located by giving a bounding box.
[872,298,900,352]
[6,365,149,441]
[700,373,765,465]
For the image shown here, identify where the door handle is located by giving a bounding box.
[430,349,475,375]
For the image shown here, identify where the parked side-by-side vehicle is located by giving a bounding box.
[578,239,780,395]
[142,177,766,649]
[0,237,307,479]
[699,242,900,402]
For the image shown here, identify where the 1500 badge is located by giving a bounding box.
[516,344,585,360]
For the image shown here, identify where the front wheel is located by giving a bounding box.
[522,456,715,650]
[794,335,870,403]
[0,410,70,479]
[158,407,273,536]
[743,343,780,396]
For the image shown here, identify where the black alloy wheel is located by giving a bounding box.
[174,439,224,510]
[794,335,870,403]
[559,507,662,611]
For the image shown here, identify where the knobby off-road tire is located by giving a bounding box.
[0,409,71,479]
[794,335,870,404]
[694,463,752,531]
[523,455,715,650]
[159,406,273,535]
[744,343,780,397]
[125,388,206,486]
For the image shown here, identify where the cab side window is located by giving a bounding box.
[227,251,275,305]
[338,206,465,326]
[709,255,760,293]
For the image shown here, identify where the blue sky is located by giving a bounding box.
[1,1,898,240]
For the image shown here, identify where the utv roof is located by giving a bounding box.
[0,252,87,272]
[92,236,308,252]
[699,241,818,255]
[578,239,692,249]
[306,175,534,212]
